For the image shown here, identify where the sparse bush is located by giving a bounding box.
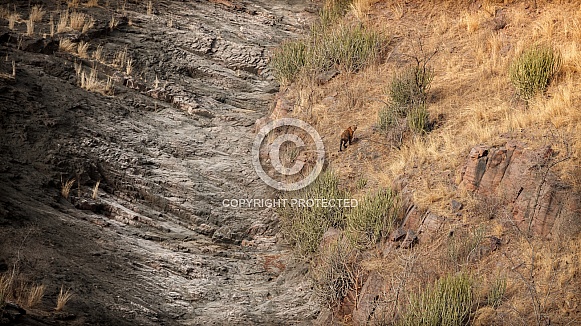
[487,276,506,308]
[509,45,562,100]
[389,64,433,113]
[306,23,383,76]
[379,62,433,134]
[311,238,357,306]
[279,170,349,257]
[345,188,400,249]
[398,273,473,326]
[446,227,485,271]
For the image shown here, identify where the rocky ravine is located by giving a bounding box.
[0,0,320,324]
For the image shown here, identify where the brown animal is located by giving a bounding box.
[339,125,357,152]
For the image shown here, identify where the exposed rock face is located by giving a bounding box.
[0,0,321,324]
[459,142,581,238]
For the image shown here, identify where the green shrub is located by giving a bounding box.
[346,188,400,249]
[487,276,506,308]
[509,45,562,100]
[407,103,430,134]
[311,238,356,306]
[399,273,474,326]
[279,170,349,257]
[317,23,383,73]
[270,40,307,85]
[379,63,433,134]
[389,64,433,112]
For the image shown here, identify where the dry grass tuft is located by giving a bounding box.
[57,11,69,33]
[77,41,90,58]
[26,18,34,36]
[92,180,100,199]
[69,11,88,31]
[86,0,99,7]
[55,285,73,311]
[68,0,80,8]
[147,0,153,15]
[59,39,76,53]
[61,177,75,198]
[8,12,20,30]
[82,16,95,33]
[109,14,119,30]
[93,45,104,62]
[29,5,45,23]
[26,284,45,308]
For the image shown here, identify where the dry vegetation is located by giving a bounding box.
[276,0,581,324]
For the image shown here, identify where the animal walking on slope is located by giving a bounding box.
[339,126,357,152]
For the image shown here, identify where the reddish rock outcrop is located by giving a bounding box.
[459,142,581,238]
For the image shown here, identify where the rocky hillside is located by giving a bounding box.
[0,0,322,324]
[269,0,581,325]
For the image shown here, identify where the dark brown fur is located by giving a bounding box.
[339,126,357,152]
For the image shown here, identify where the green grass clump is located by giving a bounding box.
[279,170,349,257]
[309,23,383,74]
[311,238,356,306]
[271,6,385,85]
[319,0,352,26]
[270,40,307,86]
[399,273,474,326]
[345,188,400,249]
[509,45,562,100]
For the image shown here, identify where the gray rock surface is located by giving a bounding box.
[0,0,320,324]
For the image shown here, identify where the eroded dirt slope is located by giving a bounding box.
[0,0,320,324]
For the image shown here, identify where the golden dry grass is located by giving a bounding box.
[61,177,75,198]
[55,285,72,311]
[69,11,88,31]
[8,11,20,30]
[57,11,69,33]
[25,18,34,36]
[29,5,45,23]
[86,0,99,7]
[77,41,90,58]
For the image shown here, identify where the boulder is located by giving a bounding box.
[459,142,581,238]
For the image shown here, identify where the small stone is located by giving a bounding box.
[400,230,417,249]
[389,228,406,242]
[450,199,463,212]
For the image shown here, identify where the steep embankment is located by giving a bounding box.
[0,0,320,324]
